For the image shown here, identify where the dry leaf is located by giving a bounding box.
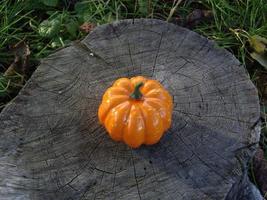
[253,71,267,103]
[250,52,267,70]
[186,9,213,28]
[4,40,30,77]
[249,35,267,69]
[79,22,96,33]
[249,35,267,54]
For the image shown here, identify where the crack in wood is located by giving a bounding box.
[131,149,142,200]
[0,19,261,200]
[152,32,164,77]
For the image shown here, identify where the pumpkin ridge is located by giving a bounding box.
[98,76,173,148]
[142,101,162,121]
[137,103,147,136]
[144,98,170,130]
[141,80,163,95]
[124,102,132,127]
[113,78,133,92]
[141,102,164,145]
[109,86,130,95]
[107,101,132,141]
[143,97,165,105]
[108,99,130,116]
[144,88,163,97]
[103,94,129,101]
[140,102,163,138]
[99,97,129,124]
[122,104,144,148]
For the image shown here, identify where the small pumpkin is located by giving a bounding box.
[98,76,173,148]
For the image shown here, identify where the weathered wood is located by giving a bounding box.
[0,19,262,199]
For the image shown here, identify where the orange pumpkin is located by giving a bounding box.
[98,76,173,148]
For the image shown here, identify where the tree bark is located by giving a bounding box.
[0,19,262,200]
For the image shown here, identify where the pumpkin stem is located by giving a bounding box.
[130,82,144,100]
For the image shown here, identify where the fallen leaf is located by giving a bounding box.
[250,52,267,70]
[186,9,213,28]
[253,148,267,196]
[253,71,267,103]
[4,40,30,77]
[248,35,267,69]
[249,35,267,54]
[79,22,96,33]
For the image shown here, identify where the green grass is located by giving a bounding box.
[194,0,267,65]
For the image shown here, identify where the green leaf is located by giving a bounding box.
[74,2,93,22]
[65,20,79,38]
[50,37,64,48]
[38,19,61,38]
[248,35,267,69]
[75,2,91,16]
[74,2,88,14]
[250,52,267,70]
[138,0,148,15]
[249,35,267,54]
[41,0,59,7]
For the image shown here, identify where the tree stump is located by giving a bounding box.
[0,19,262,200]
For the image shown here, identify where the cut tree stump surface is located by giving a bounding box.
[0,19,261,200]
